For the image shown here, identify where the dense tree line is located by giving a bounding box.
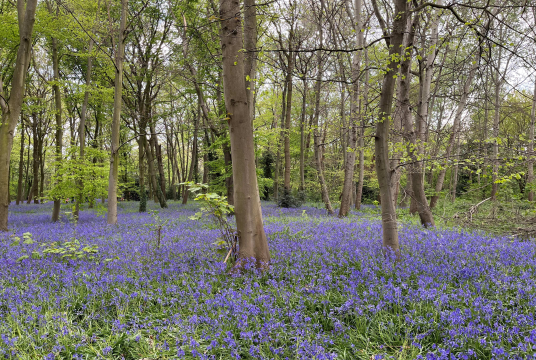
[1,0,535,262]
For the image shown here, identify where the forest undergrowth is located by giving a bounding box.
[0,201,535,359]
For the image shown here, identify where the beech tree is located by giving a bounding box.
[219,0,270,265]
[0,0,38,231]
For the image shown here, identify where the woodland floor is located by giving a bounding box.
[0,201,535,359]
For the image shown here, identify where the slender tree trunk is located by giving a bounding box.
[16,124,25,205]
[74,39,94,219]
[528,77,536,201]
[219,0,270,265]
[28,122,39,204]
[182,110,199,204]
[490,50,503,201]
[223,142,233,205]
[451,135,460,202]
[0,0,38,231]
[299,79,307,191]
[274,82,286,201]
[402,14,435,227]
[313,1,334,215]
[340,0,363,217]
[51,34,63,222]
[39,146,45,199]
[356,49,368,210]
[283,52,295,191]
[106,0,128,225]
[374,0,408,255]
[138,138,147,212]
[429,53,480,208]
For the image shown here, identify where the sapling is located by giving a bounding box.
[181,182,238,263]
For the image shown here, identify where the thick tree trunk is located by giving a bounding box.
[16,124,25,205]
[374,0,408,255]
[219,0,270,265]
[340,0,363,217]
[528,77,536,201]
[244,0,257,123]
[51,35,63,222]
[0,0,38,231]
[106,0,128,225]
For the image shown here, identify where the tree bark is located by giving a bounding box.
[339,0,363,217]
[244,0,257,123]
[402,13,435,227]
[0,0,38,231]
[51,34,63,222]
[374,0,408,255]
[138,138,147,212]
[107,0,128,225]
[74,39,94,219]
[490,44,503,201]
[219,0,270,265]
[528,76,536,201]
[313,0,334,215]
[355,49,369,211]
[28,117,39,204]
[16,123,25,205]
[299,79,307,191]
[429,53,480,208]
[283,52,295,191]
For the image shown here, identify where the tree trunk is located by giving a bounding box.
[451,135,460,202]
[106,0,128,225]
[374,0,408,255]
[274,82,286,201]
[490,48,503,201]
[429,53,480,208]
[39,145,45,199]
[283,55,294,191]
[528,76,536,201]
[16,123,25,205]
[340,0,363,217]
[313,1,334,215]
[244,0,257,123]
[355,49,369,211]
[299,79,307,191]
[219,0,270,265]
[138,138,147,212]
[51,34,63,222]
[0,0,38,231]
[74,39,94,219]
[403,13,435,227]
[223,141,234,205]
[28,120,39,204]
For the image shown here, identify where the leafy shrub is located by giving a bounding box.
[277,188,303,208]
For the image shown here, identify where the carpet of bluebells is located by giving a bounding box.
[1,201,536,360]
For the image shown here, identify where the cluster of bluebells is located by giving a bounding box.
[0,201,535,359]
